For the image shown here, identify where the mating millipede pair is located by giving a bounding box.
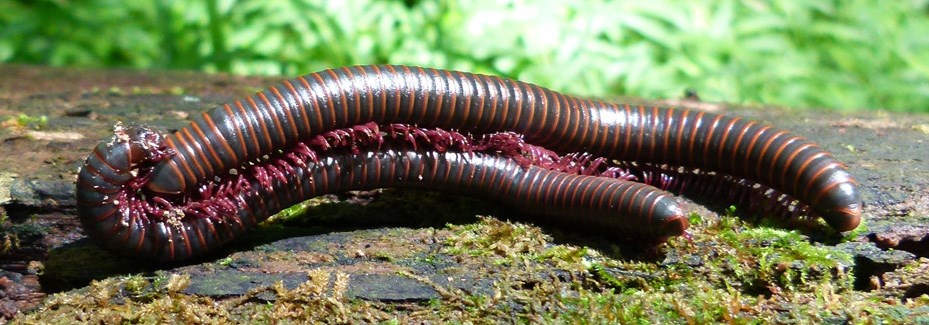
[76,65,861,262]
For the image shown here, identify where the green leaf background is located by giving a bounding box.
[1,0,927,112]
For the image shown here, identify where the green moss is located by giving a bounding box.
[16,215,929,323]
[712,223,854,292]
[4,114,48,130]
[106,86,123,96]
[0,218,47,255]
[442,216,548,263]
[169,86,186,95]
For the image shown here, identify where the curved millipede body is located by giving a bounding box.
[143,65,860,231]
[76,65,863,262]
[76,126,686,262]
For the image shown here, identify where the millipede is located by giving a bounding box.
[76,65,862,262]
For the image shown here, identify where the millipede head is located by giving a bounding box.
[815,181,862,232]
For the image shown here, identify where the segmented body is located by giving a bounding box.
[76,65,862,262]
[77,128,685,262]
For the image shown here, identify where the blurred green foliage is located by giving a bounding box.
[1,0,928,111]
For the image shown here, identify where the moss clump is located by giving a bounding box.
[0,214,47,255]
[15,215,929,323]
[2,114,48,130]
[443,216,550,261]
[693,214,855,295]
[17,274,226,324]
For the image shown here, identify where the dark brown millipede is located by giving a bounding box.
[76,125,687,262]
[76,65,862,262]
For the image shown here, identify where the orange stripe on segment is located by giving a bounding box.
[92,146,122,173]
[369,65,389,121]
[581,178,605,211]
[514,168,536,204]
[120,214,136,247]
[526,169,551,207]
[165,226,176,262]
[662,108,675,161]
[780,143,815,191]
[730,121,756,164]
[687,111,706,164]
[459,154,476,187]
[559,175,582,214]
[81,159,125,187]
[282,80,312,134]
[634,105,647,159]
[804,161,841,199]
[384,66,404,122]
[394,66,414,122]
[415,67,433,124]
[754,130,788,182]
[497,78,512,131]
[791,152,827,195]
[587,179,616,229]
[647,106,667,161]
[808,170,845,208]
[340,67,363,125]
[256,92,289,147]
[269,86,300,140]
[221,104,246,162]
[510,80,526,133]
[533,86,550,142]
[626,186,648,228]
[232,100,261,158]
[101,209,125,237]
[166,135,201,185]
[603,103,622,158]
[767,136,802,184]
[473,155,488,190]
[588,99,602,152]
[132,219,146,254]
[190,118,225,171]
[440,70,460,128]
[538,92,564,146]
[192,223,208,256]
[616,183,635,220]
[179,128,209,178]
[433,69,449,126]
[643,191,663,232]
[245,96,275,153]
[595,180,615,210]
[545,172,570,208]
[482,75,499,130]
[674,110,690,163]
[439,153,454,184]
[369,152,381,189]
[716,118,740,172]
[92,205,119,222]
[620,104,634,158]
[496,159,516,198]
[701,115,724,166]
[295,77,322,134]
[742,125,770,176]
[562,96,582,147]
[428,152,441,184]
[615,183,637,227]
[357,66,376,122]
[401,152,412,185]
[646,106,661,162]
[324,69,351,126]
[180,226,193,259]
[309,73,338,130]
[579,98,595,153]
[382,154,395,187]
[463,74,482,131]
